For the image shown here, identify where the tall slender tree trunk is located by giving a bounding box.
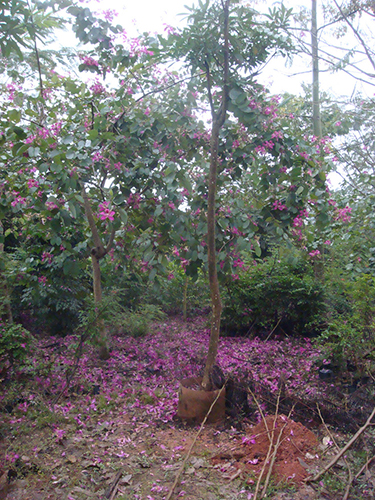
[0,222,13,324]
[311,0,325,281]
[201,0,230,391]
[202,123,224,390]
[82,189,114,360]
[311,0,322,139]
[182,277,188,322]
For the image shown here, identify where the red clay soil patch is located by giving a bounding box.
[212,414,319,485]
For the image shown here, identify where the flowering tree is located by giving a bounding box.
[0,0,208,357]
[158,0,334,389]
[1,0,336,375]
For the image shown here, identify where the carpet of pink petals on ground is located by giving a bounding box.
[0,316,329,500]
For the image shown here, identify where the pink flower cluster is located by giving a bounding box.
[97,202,115,221]
[272,200,287,211]
[335,206,352,223]
[27,179,39,189]
[308,249,321,258]
[91,81,105,95]
[11,193,27,207]
[81,56,99,67]
[45,201,59,210]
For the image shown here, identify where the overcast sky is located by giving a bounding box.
[92,0,372,100]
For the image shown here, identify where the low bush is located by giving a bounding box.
[148,264,210,316]
[113,304,167,338]
[221,256,325,337]
[318,274,375,372]
[0,322,34,367]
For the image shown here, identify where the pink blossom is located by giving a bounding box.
[293,217,303,228]
[163,24,177,35]
[6,83,17,101]
[308,249,321,258]
[25,135,36,144]
[335,205,352,223]
[92,151,104,163]
[271,130,283,140]
[38,128,49,139]
[45,201,59,210]
[272,200,287,211]
[102,9,118,22]
[41,251,53,264]
[27,179,39,189]
[11,195,27,207]
[91,81,105,95]
[300,151,310,161]
[97,202,115,221]
[81,55,99,67]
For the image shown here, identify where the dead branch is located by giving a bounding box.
[105,470,123,500]
[355,456,375,480]
[251,386,283,500]
[259,393,282,498]
[310,406,375,482]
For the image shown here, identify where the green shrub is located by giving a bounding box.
[0,322,33,366]
[148,264,210,316]
[318,274,375,372]
[221,256,325,337]
[114,304,167,338]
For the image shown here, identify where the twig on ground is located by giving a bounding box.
[261,406,295,499]
[310,406,375,483]
[355,455,375,480]
[316,405,353,500]
[251,385,284,500]
[265,318,282,342]
[247,385,272,500]
[105,470,123,500]
[165,383,226,500]
[259,391,281,499]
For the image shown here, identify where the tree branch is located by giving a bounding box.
[332,0,375,73]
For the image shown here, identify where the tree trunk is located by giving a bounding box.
[183,277,188,322]
[82,189,113,360]
[201,124,223,390]
[201,0,230,391]
[0,223,13,324]
[91,250,110,359]
[311,0,322,139]
[311,0,325,282]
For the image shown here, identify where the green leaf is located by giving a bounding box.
[118,208,128,224]
[66,151,76,160]
[8,109,21,123]
[63,259,80,277]
[149,268,157,281]
[254,242,261,257]
[68,201,77,219]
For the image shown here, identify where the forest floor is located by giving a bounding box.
[0,315,374,500]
